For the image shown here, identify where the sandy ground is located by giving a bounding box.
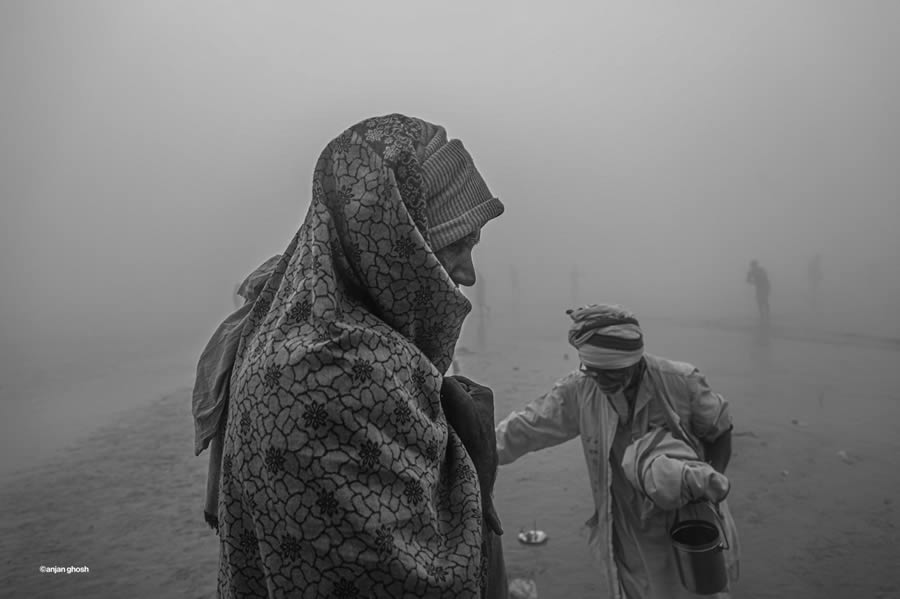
[0,387,217,598]
[2,314,899,598]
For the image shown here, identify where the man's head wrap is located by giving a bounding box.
[566,303,644,370]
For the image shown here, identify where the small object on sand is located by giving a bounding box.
[518,529,548,545]
[837,450,854,464]
[781,470,789,478]
[509,578,539,599]
[791,419,807,428]
[563,353,570,361]
[513,366,520,372]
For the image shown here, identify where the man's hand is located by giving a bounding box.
[704,471,731,504]
[440,375,504,536]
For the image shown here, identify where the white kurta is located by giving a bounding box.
[496,354,740,599]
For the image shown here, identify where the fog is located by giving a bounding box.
[3,0,899,385]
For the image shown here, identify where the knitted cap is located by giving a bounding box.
[420,127,504,252]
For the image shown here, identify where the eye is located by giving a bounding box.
[446,235,476,253]
[459,234,479,250]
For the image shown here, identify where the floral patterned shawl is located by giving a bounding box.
[217,115,493,598]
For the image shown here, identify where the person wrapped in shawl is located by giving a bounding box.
[495,304,738,599]
[196,114,507,598]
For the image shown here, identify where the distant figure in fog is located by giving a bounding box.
[808,254,823,310]
[495,304,739,599]
[746,260,771,325]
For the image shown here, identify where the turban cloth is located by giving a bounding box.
[567,303,644,370]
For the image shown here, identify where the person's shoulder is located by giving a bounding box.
[555,369,590,392]
[644,354,697,380]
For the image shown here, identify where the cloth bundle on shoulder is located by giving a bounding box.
[621,428,729,511]
[622,427,741,586]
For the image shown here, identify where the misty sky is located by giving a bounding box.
[3,0,899,374]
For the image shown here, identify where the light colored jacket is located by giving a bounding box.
[496,354,740,599]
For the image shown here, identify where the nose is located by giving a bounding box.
[453,265,476,287]
[452,253,477,287]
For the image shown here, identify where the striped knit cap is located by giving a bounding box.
[420,126,504,252]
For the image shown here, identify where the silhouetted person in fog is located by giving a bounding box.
[808,254,823,310]
[746,260,771,325]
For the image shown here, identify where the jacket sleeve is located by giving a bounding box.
[687,369,733,442]
[622,429,728,511]
[495,374,581,466]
